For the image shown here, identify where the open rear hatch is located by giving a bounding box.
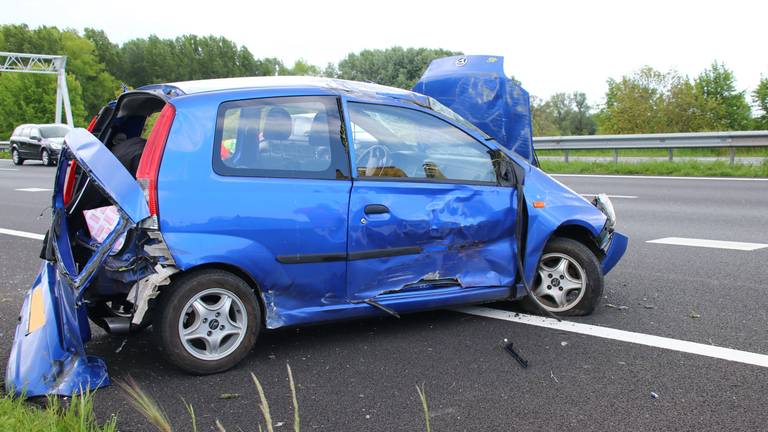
[5,128,150,396]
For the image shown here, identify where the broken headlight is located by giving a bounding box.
[592,193,616,231]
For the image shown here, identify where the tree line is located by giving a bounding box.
[1,24,766,140]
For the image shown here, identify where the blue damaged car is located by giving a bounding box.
[6,55,627,396]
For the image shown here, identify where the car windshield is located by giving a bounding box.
[40,125,71,138]
[427,97,495,141]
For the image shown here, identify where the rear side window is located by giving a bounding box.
[213,96,349,180]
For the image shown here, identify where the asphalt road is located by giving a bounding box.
[1,159,767,431]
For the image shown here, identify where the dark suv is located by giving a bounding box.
[10,123,71,166]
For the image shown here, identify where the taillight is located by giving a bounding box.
[63,160,77,206]
[136,103,175,228]
[86,115,98,132]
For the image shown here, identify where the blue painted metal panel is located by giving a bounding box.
[413,55,535,163]
[347,180,517,300]
[62,129,150,224]
[602,232,629,274]
[5,263,109,397]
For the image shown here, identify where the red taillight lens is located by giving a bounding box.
[86,115,98,132]
[63,160,77,206]
[136,103,175,222]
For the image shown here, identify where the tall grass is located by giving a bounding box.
[0,388,117,432]
[118,363,435,431]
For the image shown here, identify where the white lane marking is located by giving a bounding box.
[553,173,768,182]
[580,193,638,199]
[647,237,768,251]
[15,187,52,192]
[0,228,45,241]
[455,306,768,369]
[0,168,18,171]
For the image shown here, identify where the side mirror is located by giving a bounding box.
[30,135,41,141]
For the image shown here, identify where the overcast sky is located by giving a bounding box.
[3,0,766,104]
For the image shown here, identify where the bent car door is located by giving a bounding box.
[345,102,518,305]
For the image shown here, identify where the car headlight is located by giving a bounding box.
[51,142,63,149]
[592,193,616,231]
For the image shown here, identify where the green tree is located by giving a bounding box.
[694,61,751,130]
[530,96,559,136]
[338,47,461,89]
[288,59,321,76]
[753,76,768,129]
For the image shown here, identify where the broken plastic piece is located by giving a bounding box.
[505,342,528,368]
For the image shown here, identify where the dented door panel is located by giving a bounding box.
[347,180,518,302]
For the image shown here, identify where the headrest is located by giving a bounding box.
[309,112,330,147]
[263,106,292,140]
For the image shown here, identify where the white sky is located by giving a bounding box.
[2,0,766,105]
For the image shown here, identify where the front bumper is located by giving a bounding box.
[601,231,628,274]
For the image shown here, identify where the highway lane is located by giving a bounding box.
[0,162,767,430]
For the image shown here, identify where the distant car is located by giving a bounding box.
[7,55,628,397]
[9,123,71,166]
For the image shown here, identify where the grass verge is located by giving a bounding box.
[0,390,117,431]
[0,151,9,159]
[539,159,768,177]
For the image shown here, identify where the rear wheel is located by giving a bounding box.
[154,270,261,374]
[521,237,603,316]
[11,148,24,165]
[41,149,54,166]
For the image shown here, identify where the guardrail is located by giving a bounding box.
[534,131,768,164]
[0,141,8,152]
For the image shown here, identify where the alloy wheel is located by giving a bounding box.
[177,288,248,361]
[533,252,587,312]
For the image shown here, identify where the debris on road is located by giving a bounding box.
[560,341,569,347]
[650,392,659,399]
[550,370,559,383]
[605,303,629,310]
[641,303,656,309]
[503,339,529,369]
[219,393,240,400]
[690,312,702,319]
[115,338,127,353]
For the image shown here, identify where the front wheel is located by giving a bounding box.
[154,270,261,374]
[11,148,24,165]
[521,237,604,316]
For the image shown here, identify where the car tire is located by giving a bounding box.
[41,149,54,166]
[520,237,604,316]
[11,148,24,165]
[153,270,261,375]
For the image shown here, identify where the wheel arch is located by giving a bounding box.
[165,262,267,326]
[550,223,603,258]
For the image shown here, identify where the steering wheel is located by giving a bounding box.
[355,144,391,177]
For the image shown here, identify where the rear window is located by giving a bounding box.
[40,125,71,138]
[212,96,349,180]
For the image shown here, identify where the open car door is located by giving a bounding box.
[5,128,150,396]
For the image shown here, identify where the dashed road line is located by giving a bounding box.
[580,193,638,199]
[14,187,52,192]
[454,306,768,368]
[647,237,768,251]
[0,228,44,241]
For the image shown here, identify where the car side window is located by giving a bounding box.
[30,128,41,139]
[213,96,349,180]
[21,127,30,137]
[347,103,497,183]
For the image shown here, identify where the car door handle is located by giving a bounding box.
[364,204,389,215]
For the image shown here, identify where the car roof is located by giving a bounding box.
[142,76,431,107]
